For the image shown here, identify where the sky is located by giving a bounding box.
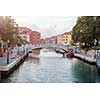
[13,16,78,38]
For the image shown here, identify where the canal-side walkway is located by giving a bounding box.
[0,45,31,79]
[74,53,96,65]
[0,52,27,71]
[0,52,29,79]
[0,52,17,66]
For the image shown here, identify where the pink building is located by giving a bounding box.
[18,27,41,45]
[43,36,57,44]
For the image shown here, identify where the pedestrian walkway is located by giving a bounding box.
[74,53,96,63]
[0,53,16,66]
[0,46,26,66]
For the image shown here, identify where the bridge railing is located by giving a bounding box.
[30,43,69,52]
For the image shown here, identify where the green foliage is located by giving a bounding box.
[69,40,76,46]
[0,16,19,46]
[90,46,100,50]
[72,16,100,51]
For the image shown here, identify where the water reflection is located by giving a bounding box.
[71,58,97,83]
[95,72,100,82]
[28,49,40,64]
[28,54,40,64]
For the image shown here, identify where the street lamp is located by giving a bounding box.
[17,39,21,58]
[17,43,19,56]
[7,40,10,64]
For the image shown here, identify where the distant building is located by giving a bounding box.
[18,27,41,45]
[18,27,31,43]
[61,32,72,45]
[57,35,64,45]
[41,31,72,45]
[47,36,57,44]
[30,31,41,45]
[42,36,57,44]
[40,39,44,44]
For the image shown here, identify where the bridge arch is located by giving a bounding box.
[29,43,69,53]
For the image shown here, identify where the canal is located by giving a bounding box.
[1,49,100,83]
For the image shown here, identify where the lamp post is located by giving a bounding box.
[7,40,10,64]
[17,39,21,58]
[17,43,19,57]
[0,39,3,52]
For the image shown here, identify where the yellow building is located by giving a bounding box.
[61,32,72,45]
[56,32,72,45]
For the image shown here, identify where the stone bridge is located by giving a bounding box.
[28,43,69,53]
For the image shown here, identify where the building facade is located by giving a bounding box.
[18,27,31,43]
[18,27,41,45]
[40,31,72,45]
[42,36,57,44]
[57,35,64,45]
[30,31,41,45]
[61,32,72,45]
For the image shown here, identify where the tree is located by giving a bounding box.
[69,40,76,46]
[3,16,18,44]
[92,16,100,46]
[0,16,19,47]
[72,16,96,51]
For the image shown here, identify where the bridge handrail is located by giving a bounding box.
[30,43,69,52]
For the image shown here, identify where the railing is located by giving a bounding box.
[29,43,69,52]
[74,53,96,62]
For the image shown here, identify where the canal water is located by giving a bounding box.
[1,50,100,83]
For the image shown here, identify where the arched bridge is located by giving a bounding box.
[28,43,69,53]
